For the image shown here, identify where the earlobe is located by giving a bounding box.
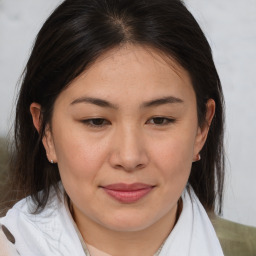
[30,103,57,163]
[193,99,215,160]
[43,125,58,164]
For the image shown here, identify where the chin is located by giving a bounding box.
[98,211,160,232]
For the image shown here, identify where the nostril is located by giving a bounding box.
[136,163,145,169]
[115,164,124,170]
[114,163,145,171]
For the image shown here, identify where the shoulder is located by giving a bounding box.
[0,188,67,255]
[209,212,256,256]
[0,224,21,256]
[0,186,85,255]
[0,185,65,231]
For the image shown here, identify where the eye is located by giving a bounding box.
[146,117,175,125]
[82,118,110,127]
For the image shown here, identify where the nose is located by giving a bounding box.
[109,126,149,172]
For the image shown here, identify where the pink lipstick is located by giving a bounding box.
[101,183,154,203]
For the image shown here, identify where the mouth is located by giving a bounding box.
[100,183,155,203]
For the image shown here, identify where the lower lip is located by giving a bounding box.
[102,187,154,203]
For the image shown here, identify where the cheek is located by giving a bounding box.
[151,131,195,185]
[53,128,109,181]
[53,133,110,205]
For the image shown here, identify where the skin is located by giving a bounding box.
[30,44,215,256]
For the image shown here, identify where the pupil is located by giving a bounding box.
[154,118,164,124]
[93,119,104,125]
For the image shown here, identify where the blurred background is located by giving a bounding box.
[0,0,255,227]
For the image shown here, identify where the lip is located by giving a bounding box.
[101,183,155,203]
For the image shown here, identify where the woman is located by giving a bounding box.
[0,0,225,255]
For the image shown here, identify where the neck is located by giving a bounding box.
[71,200,182,256]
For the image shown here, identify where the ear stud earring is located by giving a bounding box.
[50,160,54,164]
[193,154,201,162]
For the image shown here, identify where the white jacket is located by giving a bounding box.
[0,185,224,256]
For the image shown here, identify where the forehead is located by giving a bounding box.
[58,44,195,105]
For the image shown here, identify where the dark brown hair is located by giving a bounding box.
[1,0,225,215]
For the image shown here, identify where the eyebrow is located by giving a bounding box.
[71,97,118,109]
[141,96,184,108]
[70,96,183,109]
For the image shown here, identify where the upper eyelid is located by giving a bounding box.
[146,117,176,124]
[80,117,176,124]
[147,116,176,121]
[80,116,175,120]
[149,116,175,119]
[84,118,106,120]
[82,118,110,125]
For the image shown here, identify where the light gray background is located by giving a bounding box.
[0,0,255,227]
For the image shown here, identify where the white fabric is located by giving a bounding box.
[0,185,224,256]
[0,226,20,256]
[160,190,224,255]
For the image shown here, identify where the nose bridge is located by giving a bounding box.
[110,123,148,171]
[122,125,141,155]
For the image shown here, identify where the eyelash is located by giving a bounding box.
[146,117,176,125]
[81,118,110,128]
[81,117,176,128]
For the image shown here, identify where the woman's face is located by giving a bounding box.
[35,45,213,233]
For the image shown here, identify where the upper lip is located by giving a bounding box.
[101,183,154,191]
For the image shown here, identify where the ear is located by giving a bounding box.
[193,99,215,161]
[30,103,57,163]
